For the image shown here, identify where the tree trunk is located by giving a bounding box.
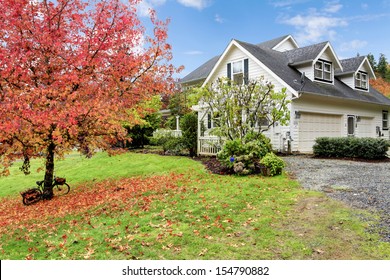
[43,142,55,200]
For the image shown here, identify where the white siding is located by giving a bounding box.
[339,75,355,89]
[319,48,334,61]
[291,94,388,153]
[360,63,370,73]
[207,45,294,95]
[296,63,314,81]
[356,117,375,137]
[196,41,389,155]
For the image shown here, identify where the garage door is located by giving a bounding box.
[298,112,342,153]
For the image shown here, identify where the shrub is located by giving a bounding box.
[260,152,285,176]
[124,114,161,148]
[150,129,176,146]
[313,137,390,159]
[162,137,184,155]
[180,113,198,157]
[217,133,272,175]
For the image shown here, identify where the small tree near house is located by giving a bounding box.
[200,77,290,140]
[199,77,290,175]
[0,0,179,199]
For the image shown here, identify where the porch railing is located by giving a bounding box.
[198,136,223,156]
[171,130,182,137]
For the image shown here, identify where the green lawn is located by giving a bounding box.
[0,152,389,260]
[0,152,197,197]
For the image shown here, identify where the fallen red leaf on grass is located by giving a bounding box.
[0,174,184,235]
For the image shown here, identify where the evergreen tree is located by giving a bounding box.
[377,53,389,79]
[367,53,377,71]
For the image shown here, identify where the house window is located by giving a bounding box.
[383,110,388,130]
[347,115,355,136]
[258,117,269,128]
[314,60,332,83]
[227,59,249,85]
[232,61,243,85]
[207,113,212,129]
[355,71,368,90]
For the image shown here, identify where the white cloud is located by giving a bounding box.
[137,0,167,17]
[137,0,211,16]
[176,0,211,10]
[184,50,204,55]
[278,2,349,45]
[214,14,225,23]
[270,0,309,8]
[340,40,368,52]
[281,13,348,44]
[323,1,343,13]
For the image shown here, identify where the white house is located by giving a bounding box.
[179,35,390,155]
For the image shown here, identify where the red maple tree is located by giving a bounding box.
[0,0,178,198]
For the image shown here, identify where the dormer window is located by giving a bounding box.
[314,60,332,83]
[355,71,368,90]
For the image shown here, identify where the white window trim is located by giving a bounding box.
[232,59,244,85]
[383,110,388,130]
[355,71,369,91]
[347,115,356,136]
[314,60,333,83]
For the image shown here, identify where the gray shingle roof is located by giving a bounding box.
[235,40,390,106]
[284,42,328,65]
[179,55,220,84]
[180,36,290,84]
[335,56,366,75]
[180,36,390,106]
[256,35,291,49]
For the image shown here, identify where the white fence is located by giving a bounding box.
[171,130,182,137]
[198,136,223,156]
[153,129,182,138]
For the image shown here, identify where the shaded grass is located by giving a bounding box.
[0,152,199,197]
[0,152,389,260]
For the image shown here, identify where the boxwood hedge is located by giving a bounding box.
[313,137,390,159]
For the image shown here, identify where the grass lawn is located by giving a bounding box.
[0,152,389,260]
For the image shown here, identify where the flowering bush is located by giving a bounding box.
[217,133,272,175]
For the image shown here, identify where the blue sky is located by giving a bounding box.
[137,0,390,79]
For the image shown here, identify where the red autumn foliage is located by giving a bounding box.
[0,174,184,235]
[0,0,179,197]
[371,77,390,97]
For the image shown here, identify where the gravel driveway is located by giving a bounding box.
[283,156,390,241]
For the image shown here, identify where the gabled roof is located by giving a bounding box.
[179,55,220,84]
[179,35,390,106]
[234,40,303,93]
[337,56,365,74]
[285,42,328,65]
[336,56,376,78]
[234,40,390,105]
[256,34,298,50]
[285,41,343,70]
[180,35,294,84]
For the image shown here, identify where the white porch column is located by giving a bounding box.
[176,115,180,131]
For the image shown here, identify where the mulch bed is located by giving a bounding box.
[194,156,234,175]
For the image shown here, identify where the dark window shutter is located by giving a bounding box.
[227,63,232,80]
[244,59,249,85]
